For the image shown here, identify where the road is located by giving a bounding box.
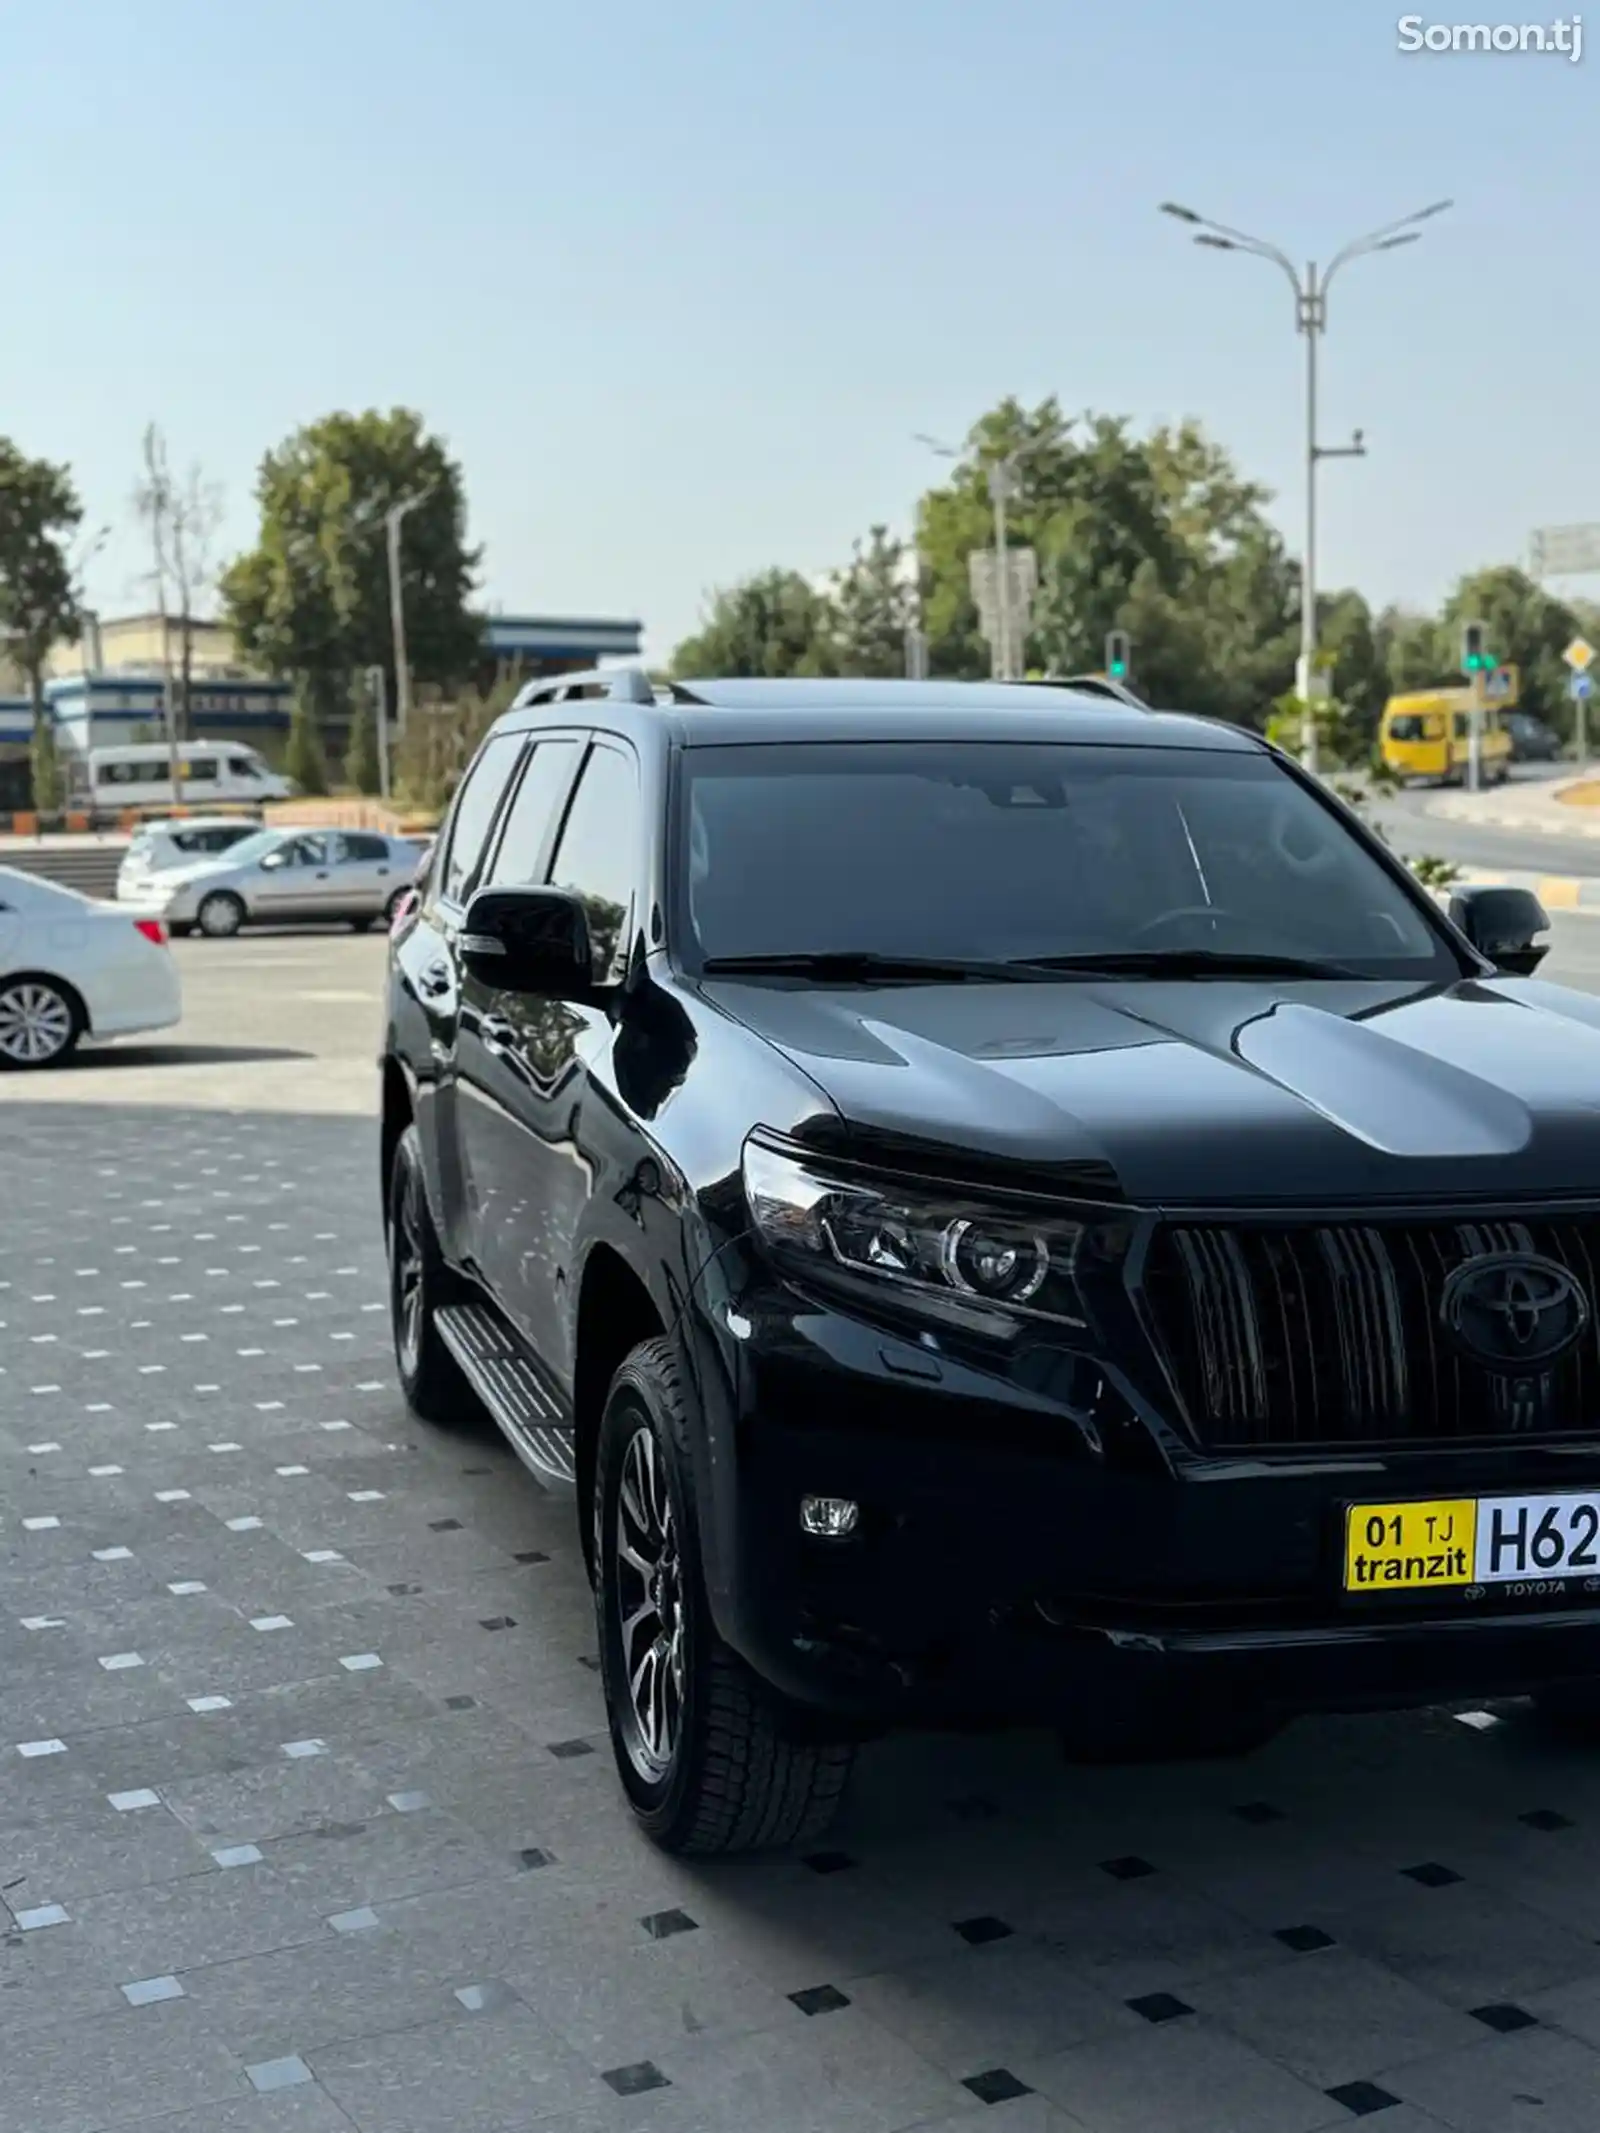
[11,934,1600,2133]
[1366,766,1600,883]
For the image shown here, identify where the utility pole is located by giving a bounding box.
[988,461,1013,681]
[385,491,432,740]
[1161,197,1452,774]
[365,664,391,801]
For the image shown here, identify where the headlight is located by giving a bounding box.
[742,1137,1101,1333]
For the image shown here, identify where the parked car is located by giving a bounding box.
[0,864,180,1067]
[154,827,424,937]
[1505,711,1562,764]
[383,668,1600,1858]
[116,817,265,902]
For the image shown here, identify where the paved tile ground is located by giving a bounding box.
[10,945,1600,2129]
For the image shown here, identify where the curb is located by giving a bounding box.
[1444,865,1600,912]
[1426,796,1600,840]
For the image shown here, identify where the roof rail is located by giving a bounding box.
[518,665,657,708]
[1031,673,1151,711]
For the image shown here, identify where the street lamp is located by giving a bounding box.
[384,490,434,739]
[915,430,1053,680]
[1159,197,1451,772]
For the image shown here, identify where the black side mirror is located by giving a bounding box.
[460,886,593,994]
[1448,883,1550,976]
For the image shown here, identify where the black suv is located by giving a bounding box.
[383,669,1600,1856]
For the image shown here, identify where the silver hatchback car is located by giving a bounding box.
[155,827,426,938]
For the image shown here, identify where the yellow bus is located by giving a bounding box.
[1379,688,1513,785]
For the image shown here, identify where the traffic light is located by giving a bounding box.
[1460,621,1493,674]
[1105,629,1131,680]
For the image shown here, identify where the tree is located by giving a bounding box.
[0,442,83,813]
[283,685,329,796]
[670,569,837,677]
[134,424,222,746]
[829,526,916,676]
[221,408,482,736]
[344,678,382,795]
[912,399,1297,717]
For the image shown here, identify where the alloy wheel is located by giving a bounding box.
[393,1161,426,1378]
[613,1423,686,1781]
[0,982,74,1065]
[198,894,243,938]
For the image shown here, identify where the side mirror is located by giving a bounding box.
[459,885,593,994]
[1448,883,1550,976]
[259,850,285,870]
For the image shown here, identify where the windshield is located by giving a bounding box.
[189,828,282,868]
[676,741,1459,982]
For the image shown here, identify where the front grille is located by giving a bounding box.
[1145,1214,1600,1450]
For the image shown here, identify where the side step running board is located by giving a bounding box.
[434,1302,576,1491]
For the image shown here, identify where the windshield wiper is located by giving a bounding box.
[1020,948,1365,980]
[698,951,1059,984]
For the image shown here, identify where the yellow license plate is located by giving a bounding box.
[1343,1499,1478,1594]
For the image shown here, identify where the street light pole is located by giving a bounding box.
[385,491,432,741]
[916,432,1048,682]
[1160,198,1452,774]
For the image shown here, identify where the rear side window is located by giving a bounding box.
[441,735,523,905]
[486,739,583,887]
[342,832,390,861]
[548,743,640,983]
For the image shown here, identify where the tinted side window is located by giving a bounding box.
[183,758,220,782]
[486,739,583,887]
[548,744,640,983]
[342,832,389,861]
[442,734,523,904]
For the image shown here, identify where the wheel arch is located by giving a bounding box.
[572,1242,668,1570]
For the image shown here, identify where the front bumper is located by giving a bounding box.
[686,1264,1600,1726]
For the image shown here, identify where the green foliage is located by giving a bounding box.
[393,677,520,813]
[29,719,63,813]
[221,408,483,727]
[828,526,917,677]
[344,684,382,795]
[0,439,83,766]
[1410,853,1462,888]
[283,686,329,796]
[670,569,837,678]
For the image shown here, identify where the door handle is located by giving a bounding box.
[481,1015,517,1054]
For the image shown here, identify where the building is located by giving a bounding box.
[0,609,646,803]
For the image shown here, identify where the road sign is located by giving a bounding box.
[1533,525,1600,577]
[1484,664,1518,704]
[1572,671,1593,701]
[968,548,1039,670]
[1565,637,1596,672]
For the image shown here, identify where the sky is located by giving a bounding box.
[3,0,1594,660]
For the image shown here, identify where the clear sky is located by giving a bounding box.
[4,0,1592,658]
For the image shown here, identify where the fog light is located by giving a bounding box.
[800,1495,860,1540]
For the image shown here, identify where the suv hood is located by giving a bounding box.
[706,973,1600,1205]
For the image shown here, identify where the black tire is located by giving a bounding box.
[595,1337,856,1854]
[386,1123,476,1429]
[196,890,246,939]
[348,915,377,933]
[0,974,84,1070]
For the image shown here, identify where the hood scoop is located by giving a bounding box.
[1231,1002,1533,1160]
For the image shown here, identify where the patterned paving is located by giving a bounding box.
[9,1099,1600,2130]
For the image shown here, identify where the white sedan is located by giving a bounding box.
[0,865,182,1069]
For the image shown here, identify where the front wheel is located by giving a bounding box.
[386,1123,475,1429]
[595,1339,856,1854]
[196,891,246,939]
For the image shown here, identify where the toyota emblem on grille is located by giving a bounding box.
[1439,1253,1589,1372]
